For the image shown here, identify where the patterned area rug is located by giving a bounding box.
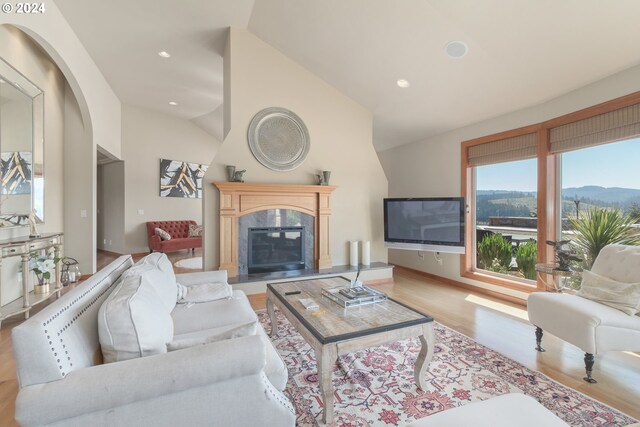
[257,311,636,427]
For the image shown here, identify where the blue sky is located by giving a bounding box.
[476,139,640,192]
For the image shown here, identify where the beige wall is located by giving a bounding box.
[378,64,640,299]
[0,26,65,304]
[1,3,122,160]
[63,83,96,273]
[203,28,388,271]
[121,104,220,254]
[97,161,125,253]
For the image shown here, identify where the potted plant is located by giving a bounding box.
[568,208,640,268]
[30,251,61,294]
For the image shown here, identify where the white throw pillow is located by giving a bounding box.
[129,253,178,311]
[578,269,640,316]
[136,251,176,275]
[155,227,171,240]
[167,321,257,352]
[176,281,232,303]
[98,274,174,363]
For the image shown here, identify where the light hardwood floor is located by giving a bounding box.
[1,255,638,426]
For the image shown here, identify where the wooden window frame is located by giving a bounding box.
[461,91,640,293]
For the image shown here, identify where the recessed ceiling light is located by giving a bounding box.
[169,101,177,106]
[397,79,410,88]
[445,41,468,59]
[158,51,171,58]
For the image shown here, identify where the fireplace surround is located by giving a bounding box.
[214,182,336,277]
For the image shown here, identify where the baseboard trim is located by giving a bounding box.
[364,277,394,286]
[97,249,124,257]
[97,249,149,258]
[392,265,527,307]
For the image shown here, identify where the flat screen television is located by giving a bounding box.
[384,197,465,254]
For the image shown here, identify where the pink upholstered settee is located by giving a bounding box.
[146,220,202,253]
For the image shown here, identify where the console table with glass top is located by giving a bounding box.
[0,233,63,328]
[266,276,434,425]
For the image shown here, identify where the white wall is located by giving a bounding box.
[378,64,640,299]
[203,28,388,271]
[121,104,220,253]
[97,161,125,253]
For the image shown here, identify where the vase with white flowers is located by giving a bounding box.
[30,251,61,294]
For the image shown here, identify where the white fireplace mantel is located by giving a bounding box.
[213,182,336,278]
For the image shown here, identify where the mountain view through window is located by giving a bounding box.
[474,138,640,281]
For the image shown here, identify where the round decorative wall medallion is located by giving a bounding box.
[247,107,310,171]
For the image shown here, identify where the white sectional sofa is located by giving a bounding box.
[12,254,295,427]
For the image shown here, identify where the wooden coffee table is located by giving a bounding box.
[266,276,434,424]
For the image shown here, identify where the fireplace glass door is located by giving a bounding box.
[248,227,305,274]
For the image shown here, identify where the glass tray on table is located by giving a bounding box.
[321,285,388,308]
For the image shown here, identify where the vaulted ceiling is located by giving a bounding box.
[54,0,640,151]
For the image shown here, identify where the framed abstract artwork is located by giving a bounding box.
[1,151,32,195]
[159,158,209,198]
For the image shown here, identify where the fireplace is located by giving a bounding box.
[214,182,336,277]
[248,227,305,274]
[238,209,314,275]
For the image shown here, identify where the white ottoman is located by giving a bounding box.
[405,394,568,427]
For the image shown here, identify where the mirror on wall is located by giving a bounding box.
[0,56,44,227]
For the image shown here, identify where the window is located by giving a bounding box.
[560,139,640,268]
[475,158,538,281]
[462,92,640,293]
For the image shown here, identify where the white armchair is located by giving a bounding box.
[527,244,640,383]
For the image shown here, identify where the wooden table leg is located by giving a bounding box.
[415,322,435,391]
[317,344,338,425]
[266,292,278,338]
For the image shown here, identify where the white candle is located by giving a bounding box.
[350,241,359,266]
[362,240,370,266]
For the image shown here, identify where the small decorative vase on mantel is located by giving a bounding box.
[322,171,331,185]
[226,165,236,182]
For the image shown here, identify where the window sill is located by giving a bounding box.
[461,269,540,293]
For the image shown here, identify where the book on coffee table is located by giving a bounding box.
[322,284,387,307]
[338,286,376,299]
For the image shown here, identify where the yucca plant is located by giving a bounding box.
[568,208,640,268]
[515,240,537,280]
[477,233,512,271]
